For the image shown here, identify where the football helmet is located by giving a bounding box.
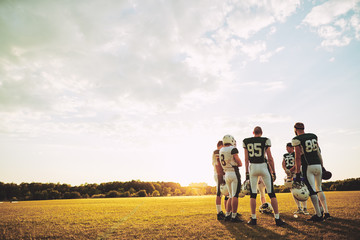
[291,181,310,201]
[259,202,273,214]
[239,180,250,198]
[223,134,236,146]
[220,183,229,196]
[322,167,332,180]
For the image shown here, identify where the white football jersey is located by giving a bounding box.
[219,146,239,172]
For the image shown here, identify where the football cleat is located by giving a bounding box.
[217,211,225,220]
[231,213,243,223]
[324,213,332,220]
[307,215,323,222]
[224,214,232,222]
[293,208,303,214]
[247,218,257,225]
[275,218,286,226]
[303,208,310,215]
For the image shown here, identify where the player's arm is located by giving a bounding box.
[317,143,324,167]
[266,148,277,181]
[294,145,301,173]
[282,157,286,171]
[233,154,242,167]
[265,147,275,174]
[244,148,250,179]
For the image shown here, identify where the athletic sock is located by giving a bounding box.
[274,213,279,219]
[318,192,329,213]
[226,212,231,217]
[216,205,222,213]
[232,212,237,218]
[251,214,256,219]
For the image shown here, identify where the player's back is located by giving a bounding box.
[243,137,270,163]
[219,146,238,172]
[292,133,321,165]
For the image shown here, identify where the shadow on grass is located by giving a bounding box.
[219,213,360,240]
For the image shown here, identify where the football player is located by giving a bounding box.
[243,126,285,226]
[219,134,243,222]
[212,140,228,220]
[282,142,309,215]
[292,122,332,221]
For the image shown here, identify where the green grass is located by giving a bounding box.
[1,191,359,239]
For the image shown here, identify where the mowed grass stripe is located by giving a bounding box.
[0,192,359,239]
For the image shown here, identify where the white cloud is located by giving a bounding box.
[240,41,267,60]
[302,0,360,49]
[246,113,291,123]
[350,15,360,39]
[259,46,285,62]
[227,0,300,39]
[303,0,359,27]
[0,0,302,144]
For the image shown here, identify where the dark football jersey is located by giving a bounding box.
[292,133,321,165]
[283,152,295,169]
[242,137,271,163]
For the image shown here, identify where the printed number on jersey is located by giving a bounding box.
[220,154,226,166]
[247,143,262,157]
[285,156,294,168]
[305,139,318,153]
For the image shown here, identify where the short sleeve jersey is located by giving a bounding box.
[219,146,239,172]
[212,149,224,175]
[243,137,271,163]
[292,133,321,165]
[283,152,295,170]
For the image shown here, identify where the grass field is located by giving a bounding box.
[1,191,359,239]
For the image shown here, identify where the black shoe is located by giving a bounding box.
[247,218,257,225]
[324,213,332,220]
[217,211,225,220]
[307,214,323,222]
[231,213,244,223]
[224,214,232,221]
[275,218,286,226]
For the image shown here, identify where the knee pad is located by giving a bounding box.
[225,196,229,201]
[250,193,257,199]
[268,192,276,198]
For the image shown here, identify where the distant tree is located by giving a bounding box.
[174,189,182,196]
[136,190,147,197]
[48,189,61,199]
[120,191,131,197]
[91,194,105,198]
[162,187,171,196]
[69,191,81,199]
[129,188,136,194]
[107,190,121,198]
[152,190,160,197]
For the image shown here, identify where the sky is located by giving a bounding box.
[1,0,360,187]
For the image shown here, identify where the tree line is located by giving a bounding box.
[1,178,358,201]
[0,180,214,201]
[275,177,360,193]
